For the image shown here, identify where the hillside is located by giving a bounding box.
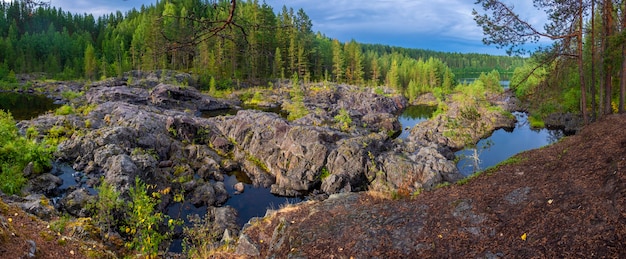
[235,114,626,257]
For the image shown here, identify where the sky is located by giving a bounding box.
[2,0,547,55]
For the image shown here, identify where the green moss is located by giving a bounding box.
[528,115,545,128]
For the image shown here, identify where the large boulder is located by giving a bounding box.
[150,84,231,112]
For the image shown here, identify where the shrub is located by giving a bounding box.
[124,177,174,258]
[333,108,352,131]
[61,90,84,100]
[0,110,54,195]
[55,105,75,116]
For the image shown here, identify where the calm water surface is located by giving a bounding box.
[0,91,59,120]
[455,112,564,176]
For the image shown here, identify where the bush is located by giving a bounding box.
[55,105,75,116]
[0,110,55,195]
[124,177,174,257]
[334,108,352,131]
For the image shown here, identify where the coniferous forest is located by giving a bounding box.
[0,0,524,96]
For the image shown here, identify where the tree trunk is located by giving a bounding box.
[619,2,626,113]
[578,0,588,124]
[591,1,597,120]
[603,0,614,115]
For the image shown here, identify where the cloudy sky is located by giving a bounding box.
[4,0,546,55]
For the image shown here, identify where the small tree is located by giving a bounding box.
[84,43,97,81]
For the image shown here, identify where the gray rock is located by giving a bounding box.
[24,173,62,196]
[188,181,228,207]
[26,239,36,258]
[17,194,57,220]
[235,234,260,256]
[60,188,95,217]
[104,154,139,193]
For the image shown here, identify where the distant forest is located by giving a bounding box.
[0,0,524,93]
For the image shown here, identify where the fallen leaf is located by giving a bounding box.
[547,199,553,204]
[521,233,527,241]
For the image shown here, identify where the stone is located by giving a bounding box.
[235,234,260,256]
[60,188,96,217]
[234,182,245,194]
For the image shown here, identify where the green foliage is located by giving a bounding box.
[477,70,502,93]
[319,167,331,180]
[50,214,72,235]
[0,110,54,195]
[562,87,581,113]
[510,62,547,98]
[284,78,309,121]
[55,105,75,116]
[92,178,124,233]
[333,108,352,131]
[61,90,84,100]
[0,1,523,87]
[124,177,173,258]
[528,115,545,128]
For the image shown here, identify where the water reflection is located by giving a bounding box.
[0,91,60,120]
[397,105,436,139]
[456,112,566,176]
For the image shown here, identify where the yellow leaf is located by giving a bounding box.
[521,233,527,241]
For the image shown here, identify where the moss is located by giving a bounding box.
[528,114,545,128]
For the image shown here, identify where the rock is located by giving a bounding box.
[234,182,245,193]
[210,206,240,239]
[235,234,260,256]
[85,85,148,105]
[59,188,95,217]
[213,182,229,205]
[24,173,62,197]
[189,182,228,207]
[150,83,230,112]
[26,239,36,258]
[103,154,139,193]
[544,112,582,134]
[17,194,57,221]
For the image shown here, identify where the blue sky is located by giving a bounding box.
[3,0,546,55]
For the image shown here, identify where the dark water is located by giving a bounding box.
[397,105,437,139]
[0,91,60,120]
[223,171,303,226]
[167,171,302,252]
[455,112,565,176]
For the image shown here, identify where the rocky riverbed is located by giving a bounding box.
[3,71,549,256]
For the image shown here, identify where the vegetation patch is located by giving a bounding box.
[528,114,545,128]
[55,105,75,116]
[0,111,55,195]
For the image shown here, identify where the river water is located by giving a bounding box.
[395,105,565,176]
[454,112,564,176]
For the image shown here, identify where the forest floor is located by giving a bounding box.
[2,113,626,258]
